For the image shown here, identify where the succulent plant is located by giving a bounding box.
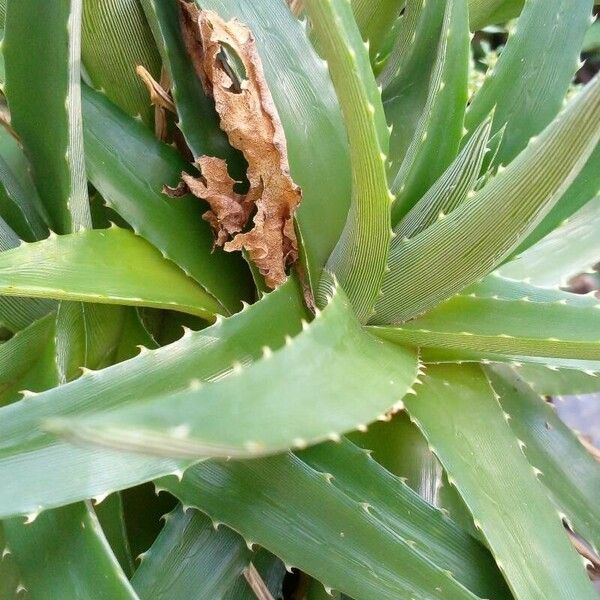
[0,0,599,598]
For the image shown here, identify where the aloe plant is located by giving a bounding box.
[0,0,599,598]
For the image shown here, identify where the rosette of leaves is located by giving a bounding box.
[0,0,599,598]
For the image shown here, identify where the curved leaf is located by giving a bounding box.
[500,196,600,287]
[373,73,600,324]
[390,0,470,221]
[515,145,600,255]
[0,279,307,518]
[465,0,593,166]
[0,127,49,241]
[0,227,223,320]
[488,365,600,554]
[3,0,91,233]
[82,84,252,313]
[395,116,492,239]
[82,0,162,126]
[371,288,600,360]
[48,280,418,458]
[132,506,251,599]
[404,363,597,600]
[159,441,502,600]
[3,502,138,600]
[304,0,391,321]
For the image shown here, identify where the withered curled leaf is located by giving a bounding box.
[168,2,302,289]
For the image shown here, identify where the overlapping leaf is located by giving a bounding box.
[48,280,417,458]
[373,73,600,323]
[305,0,391,320]
[403,364,597,600]
[0,227,223,320]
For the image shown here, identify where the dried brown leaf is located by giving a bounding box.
[173,2,302,289]
[136,65,175,141]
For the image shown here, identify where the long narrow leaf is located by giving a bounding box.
[371,286,600,360]
[395,116,492,239]
[465,0,593,166]
[390,0,470,220]
[82,0,162,126]
[0,227,224,320]
[304,0,392,321]
[0,127,49,241]
[404,363,597,600]
[488,366,600,554]
[4,0,91,233]
[373,74,600,324]
[500,196,600,287]
[159,442,502,600]
[3,503,138,599]
[82,84,252,313]
[48,280,417,458]
[132,506,251,599]
[0,280,307,518]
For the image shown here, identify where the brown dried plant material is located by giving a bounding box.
[168,2,302,289]
[136,65,176,141]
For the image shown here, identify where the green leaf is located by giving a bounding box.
[48,280,418,458]
[3,0,91,233]
[3,503,138,600]
[465,0,593,167]
[54,302,130,384]
[373,73,600,324]
[0,127,49,241]
[488,365,600,554]
[351,0,404,61]
[196,0,353,287]
[376,0,422,83]
[0,215,55,333]
[159,441,503,600]
[224,549,285,600]
[370,285,600,360]
[499,196,600,287]
[0,313,58,407]
[0,227,224,320]
[381,0,445,175]
[0,523,26,599]
[390,0,470,221]
[82,84,252,314]
[304,0,391,322]
[299,440,509,599]
[352,412,480,539]
[131,505,251,599]
[139,0,234,161]
[394,111,492,240]
[403,363,597,600]
[82,0,162,126]
[95,493,134,578]
[351,412,443,505]
[468,0,524,30]
[514,363,600,396]
[0,279,307,518]
[515,145,600,255]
